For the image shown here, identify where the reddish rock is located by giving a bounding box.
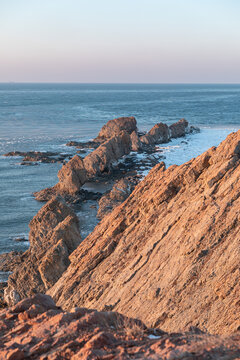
[49,130,240,335]
[83,131,132,176]
[169,118,189,138]
[57,155,87,194]
[140,122,170,145]
[4,197,81,306]
[94,116,137,142]
[0,294,239,359]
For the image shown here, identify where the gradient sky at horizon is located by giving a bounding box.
[0,0,240,83]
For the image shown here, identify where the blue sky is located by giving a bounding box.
[0,0,239,82]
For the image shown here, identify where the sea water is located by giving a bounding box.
[0,83,239,262]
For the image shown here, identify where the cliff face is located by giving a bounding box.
[48,130,240,335]
[4,197,81,306]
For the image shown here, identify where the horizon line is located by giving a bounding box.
[0,82,240,85]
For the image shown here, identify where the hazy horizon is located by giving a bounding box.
[1,0,240,83]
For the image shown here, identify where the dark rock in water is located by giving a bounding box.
[4,151,72,164]
[4,196,81,306]
[20,161,39,166]
[140,122,170,145]
[13,237,27,242]
[169,118,189,138]
[189,125,200,133]
[66,140,100,149]
[94,116,137,143]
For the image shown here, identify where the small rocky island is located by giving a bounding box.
[1,117,240,359]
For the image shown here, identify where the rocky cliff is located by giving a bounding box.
[0,294,239,359]
[4,197,81,306]
[48,130,240,335]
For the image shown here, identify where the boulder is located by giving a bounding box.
[4,197,81,306]
[94,116,137,142]
[140,122,170,145]
[0,294,239,359]
[49,130,240,335]
[57,155,87,194]
[169,118,189,138]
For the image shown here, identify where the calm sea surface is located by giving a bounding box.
[0,83,240,275]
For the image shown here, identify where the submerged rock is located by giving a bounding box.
[4,197,81,306]
[3,150,72,164]
[0,293,239,359]
[48,130,240,335]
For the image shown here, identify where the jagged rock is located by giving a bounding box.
[169,118,189,138]
[94,116,137,142]
[0,294,239,359]
[140,122,170,145]
[0,251,23,272]
[97,177,139,219]
[130,130,142,151]
[48,130,240,335]
[83,131,132,176]
[4,197,81,306]
[34,131,132,200]
[57,155,87,194]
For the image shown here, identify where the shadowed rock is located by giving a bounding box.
[4,197,81,306]
[169,118,189,138]
[140,122,170,145]
[97,177,139,219]
[0,294,239,359]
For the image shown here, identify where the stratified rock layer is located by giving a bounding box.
[94,116,137,142]
[0,294,239,360]
[4,197,81,306]
[49,130,240,335]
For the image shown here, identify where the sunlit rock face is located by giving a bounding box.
[49,130,240,335]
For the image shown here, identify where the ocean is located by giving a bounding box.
[0,83,240,279]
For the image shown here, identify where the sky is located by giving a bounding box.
[0,0,240,83]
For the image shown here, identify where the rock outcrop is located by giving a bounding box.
[34,117,198,201]
[140,122,170,145]
[4,197,81,306]
[0,294,239,360]
[48,130,240,335]
[97,177,139,219]
[94,116,137,142]
[34,131,132,200]
[169,118,189,138]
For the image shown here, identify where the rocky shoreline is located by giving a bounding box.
[1,116,240,358]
